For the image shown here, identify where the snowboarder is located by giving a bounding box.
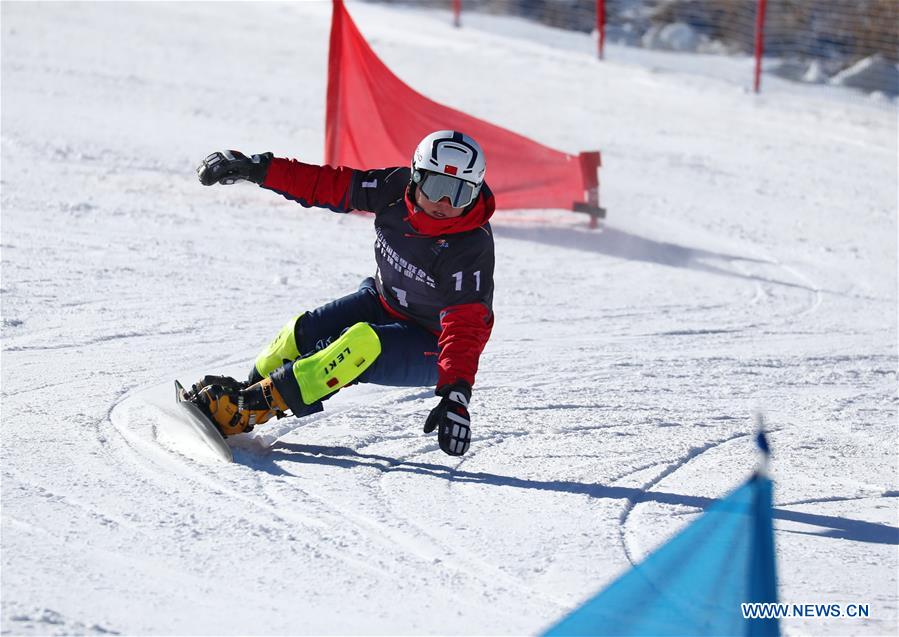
[186,130,495,456]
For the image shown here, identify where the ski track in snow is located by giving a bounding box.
[2,2,897,635]
[616,430,754,568]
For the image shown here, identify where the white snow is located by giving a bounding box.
[1,2,896,636]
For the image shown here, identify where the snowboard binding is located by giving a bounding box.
[181,375,289,437]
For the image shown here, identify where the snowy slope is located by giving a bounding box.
[1,2,896,635]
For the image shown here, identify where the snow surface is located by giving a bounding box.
[1,1,897,635]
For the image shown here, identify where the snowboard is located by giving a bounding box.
[174,380,233,462]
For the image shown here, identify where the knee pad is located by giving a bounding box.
[253,314,304,380]
[292,322,381,405]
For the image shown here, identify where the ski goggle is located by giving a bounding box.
[418,171,479,208]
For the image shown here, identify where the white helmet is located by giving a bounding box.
[411,130,486,208]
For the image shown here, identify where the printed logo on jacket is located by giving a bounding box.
[375,226,437,289]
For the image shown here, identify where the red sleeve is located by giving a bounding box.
[437,302,494,389]
[261,158,355,212]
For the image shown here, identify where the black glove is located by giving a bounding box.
[424,382,472,456]
[197,150,273,186]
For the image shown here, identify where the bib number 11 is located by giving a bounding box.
[452,270,481,292]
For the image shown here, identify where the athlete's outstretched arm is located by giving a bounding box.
[196,150,356,213]
[261,158,355,213]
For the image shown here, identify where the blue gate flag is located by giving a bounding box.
[543,474,779,636]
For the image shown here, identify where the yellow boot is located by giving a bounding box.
[194,377,289,437]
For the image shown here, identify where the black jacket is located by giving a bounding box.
[262,158,495,389]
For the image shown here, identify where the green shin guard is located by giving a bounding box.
[292,322,381,405]
[254,314,304,379]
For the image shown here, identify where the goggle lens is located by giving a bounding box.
[419,172,477,208]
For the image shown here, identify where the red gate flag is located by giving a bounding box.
[325,0,602,213]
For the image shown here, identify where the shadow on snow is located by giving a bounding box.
[492,223,823,293]
[248,442,899,546]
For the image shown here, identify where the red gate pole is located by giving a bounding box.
[753,0,767,93]
[452,0,461,28]
[575,151,605,229]
[596,0,606,60]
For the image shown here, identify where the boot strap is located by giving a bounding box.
[239,383,283,426]
[262,381,274,408]
[263,381,288,417]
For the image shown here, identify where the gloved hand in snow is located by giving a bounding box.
[424,382,472,456]
[197,150,273,186]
